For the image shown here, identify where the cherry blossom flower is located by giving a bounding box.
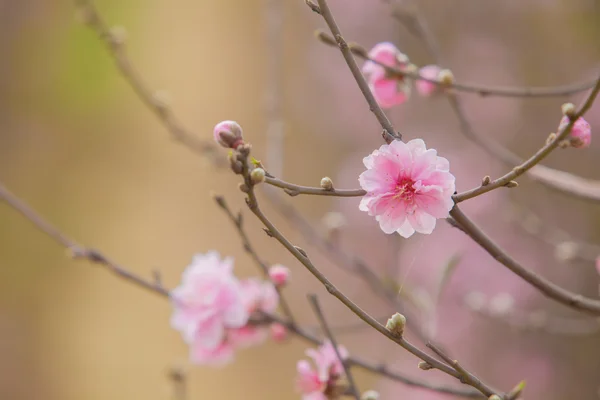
[415,65,442,97]
[358,139,456,238]
[190,341,235,367]
[558,116,591,148]
[268,264,290,286]
[228,278,279,348]
[213,120,244,148]
[296,341,349,400]
[362,42,412,108]
[170,252,249,365]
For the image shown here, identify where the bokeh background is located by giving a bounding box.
[1,0,599,399]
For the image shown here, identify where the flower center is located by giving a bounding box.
[393,177,416,202]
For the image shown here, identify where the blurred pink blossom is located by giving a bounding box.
[268,264,291,286]
[170,252,248,365]
[228,278,279,348]
[212,120,244,149]
[296,340,349,400]
[358,139,456,238]
[362,42,411,108]
[416,65,443,97]
[558,116,591,148]
[190,341,235,367]
[595,256,600,276]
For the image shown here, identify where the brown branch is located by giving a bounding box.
[453,77,600,203]
[311,0,401,143]
[0,183,169,298]
[265,176,366,197]
[308,294,360,400]
[450,205,600,315]
[213,195,296,324]
[235,148,502,398]
[74,0,221,164]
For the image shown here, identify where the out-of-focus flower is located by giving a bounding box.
[362,42,412,108]
[270,323,288,342]
[358,139,456,238]
[296,340,349,400]
[228,278,279,348]
[595,256,600,276]
[268,264,290,287]
[558,116,591,148]
[190,341,235,367]
[213,120,244,148]
[170,252,248,366]
[415,65,443,97]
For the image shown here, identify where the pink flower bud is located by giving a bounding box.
[268,264,290,286]
[213,120,244,149]
[270,323,288,342]
[558,116,591,148]
[415,64,442,97]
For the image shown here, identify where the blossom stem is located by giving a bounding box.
[453,77,600,203]
[308,295,361,400]
[316,30,597,99]
[265,176,366,197]
[311,0,400,143]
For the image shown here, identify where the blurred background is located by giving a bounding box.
[0,0,599,399]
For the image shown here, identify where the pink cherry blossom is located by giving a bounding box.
[296,360,327,400]
[358,139,456,238]
[558,116,591,148]
[170,251,248,365]
[305,340,349,381]
[415,65,442,97]
[213,120,244,149]
[228,278,279,348]
[270,323,288,342]
[362,42,411,108]
[268,264,290,286]
[296,340,349,399]
[190,340,235,367]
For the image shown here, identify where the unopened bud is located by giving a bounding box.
[251,168,266,184]
[268,264,290,286]
[546,132,557,145]
[213,120,244,149]
[488,395,502,400]
[320,176,334,190]
[270,323,288,342]
[361,390,380,400]
[386,313,406,336]
[109,26,128,45]
[561,102,576,118]
[438,69,454,85]
[238,183,249,193]
[481,175,491,186]
[507,380,526,399]
[152,90,171,113]
[418,361,433,370]
[505,181,518,188]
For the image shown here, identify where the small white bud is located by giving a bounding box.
[320,176,334,190]
[361,390,380,400]
[250,168,266,184]
[554,241,579,263]
[561,102,576,118]
[386,313,406,336]
[438,69,454,85]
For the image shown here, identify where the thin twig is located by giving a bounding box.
[214,195,296,324]
[316,30,597,99]
[450,205,600,315]
[74,0,221,163]
[1,181,483,399]
[265,176,365,197]
[308,294,360,400]
[0,183,169,298]
[311,0,400,143]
